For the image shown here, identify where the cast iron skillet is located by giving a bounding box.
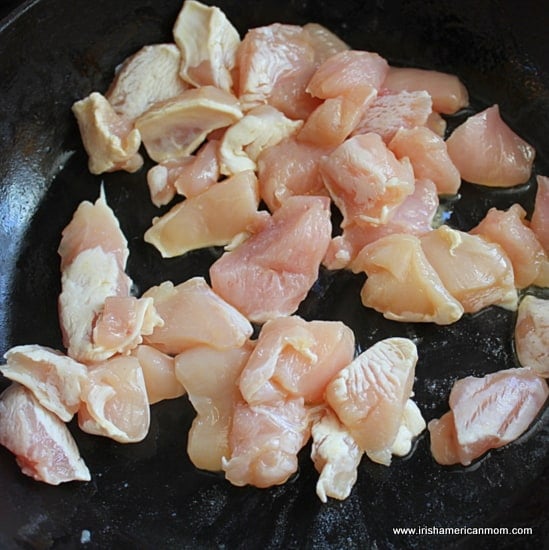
[0,0,548,548]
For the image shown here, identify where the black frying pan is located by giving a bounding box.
[0,1,548,548]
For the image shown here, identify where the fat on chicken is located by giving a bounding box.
[0,384,90,485]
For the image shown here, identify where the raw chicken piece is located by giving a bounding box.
[210,195,332,323]
[301,52,381,143]
[1,345,88,422]
[429,368,549,466]
[147,163,181,207]
[310,407,363,503]
[382,66,469,115]
[147,139,220,206]
[420,225,518,313]
[302,22,350,63]
[143,277,253,355]
[427,411,460,465]
[470,204,547,288]
[0,384,90,484]
[92,296,162,358]
[352,90,433,143]
[390,399,426,457]
[514,295,549,377]
[297,95,370,148]
[59,249,162,364]
[72,92,143,174]
[325,337,418,465]
[222,397,310,488]
[351,233,464,324]
[236,23,321,120]
[106,43,190,121]
[174,342,254,471]
[319,133,415,227]
[144,169,267,258]
[173,0,240,92]
[172,138,221,198]
[59,248,127,362]
[388,126,461,195]
[78,355,150,443]
[306,49,388,102]
[257,136,331,211]
[425,111,447,137]
[238,316,355,405]
[324,178,439,270]
[446,104,535,187]
[531,175,549,252]
[58,189,128,272]
[533,261,549,288]
[219,105,303,175]
[131,344,185,404]
[134,86,242,163]
[58,192,162,363]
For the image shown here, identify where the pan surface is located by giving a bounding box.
[0,0,548,548]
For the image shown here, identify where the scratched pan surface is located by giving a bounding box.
[0,0,548,548]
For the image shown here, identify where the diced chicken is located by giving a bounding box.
[143,277,253,355]
[59,248,126,362]
[531,175,549,252]
[388,126,461,195]
[420,225,518,312]
[382,178,439,235]
[325,337,418,466]
[210,195,332,323]
[92,296,162,357]
[72,92,143,174]
[310,407,363,503]
[144,169,267,258]
[533,261,549,288]
[59,249,161,364]
[131,344,186,404]
[428,368,548,466]
[324,178,438,270]
[58,191,162,363]
[446,104,535,187]
[236,23,321,120]
[58,188,129,273]
[1,345,88,422]
[222,397,310,488]
[297,95,371,148]
[0,384,90,485]
[514,295,549,378]
[302,22,350,63]
[425,111,447,137]
[390,399,426,457]
[427,411,460,465]
[352,90,433,143]
[174,342,254,471]
[382,66,469,115]
[106,43,190,121]
[78,355,150,443]
[238,316,355,405]
[470,204,547,289]
[319,133,415,226]
[219,105,303,176]
[306,49,389,103]
[147,139,220,206]
[172,138,221,198]
[147,164,178,207]
[257,136,331,211]
[134,86,242,163]
[351,233,464,324]
[173,0,240,92]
